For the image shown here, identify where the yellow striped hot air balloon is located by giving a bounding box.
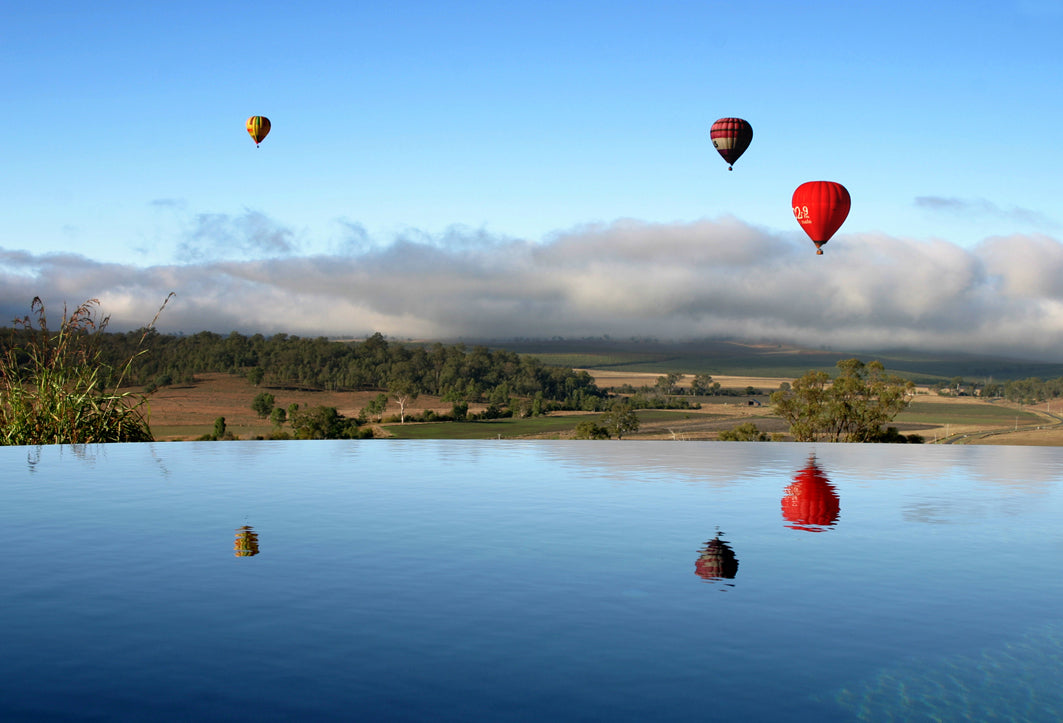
[246,116,271,147]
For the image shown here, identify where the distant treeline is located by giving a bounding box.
[932,376,1063,404]
[990,377,1063,404]
[1,328,610,412]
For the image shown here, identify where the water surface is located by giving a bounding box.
[2,441,1061,721]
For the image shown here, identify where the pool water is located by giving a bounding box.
[2,440,1061,721]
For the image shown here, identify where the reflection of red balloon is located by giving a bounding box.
[782,458,840,531]
[792,181,851,255]
[695,535,739,580]
[710,117,753,170]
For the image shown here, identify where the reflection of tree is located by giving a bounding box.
[695,532,739,582]
[782,456,840,532]
[234,526,260,557]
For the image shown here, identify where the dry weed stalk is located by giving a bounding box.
[0,293,174,445]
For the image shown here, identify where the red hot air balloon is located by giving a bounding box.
[710,117,753,170]
[792,181,851,255]
[781,457,840,532]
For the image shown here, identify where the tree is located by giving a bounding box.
[770,370,830,442]
[450,400,469,421]
[771,359,914,442]
[361,392,388,420]
[601,401,640,439]
[718,422,768,441]
[247,367,265,386]
[656,373,683,396]
[269,406,287,426]
[289,405,364,439]
[573,419,610,439]
[251,391,275,418]
[690,373,715,396]
[389,379,419,424]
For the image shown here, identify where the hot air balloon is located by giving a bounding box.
[695,533,739,581]
[710,117,753,170]
[234,525,260,556]
[781,457,840,532]
[792,181,850,254]
[246,116,271,147]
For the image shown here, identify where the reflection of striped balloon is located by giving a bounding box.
[695,535,739,581]
[234,525,260,556]
[709,117,753,170]
[246,116,271,146]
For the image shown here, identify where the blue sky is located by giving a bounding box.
[3,1,1063,357]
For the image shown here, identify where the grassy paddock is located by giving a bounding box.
[897,401,1042,427]
[523,353,669,369]
[383,409,737,440]
[382,414,605,439]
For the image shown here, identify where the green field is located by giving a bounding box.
[489,338,1063,383]
[383,414,602,439]
[897,401,1042,427]
[383,409,729,440]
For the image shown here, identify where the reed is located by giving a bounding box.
[0,294,172,445]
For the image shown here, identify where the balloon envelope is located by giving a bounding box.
[792,181,851,254]
[781,458,840,531]
[710,117,753,170]
[246,116,271,146]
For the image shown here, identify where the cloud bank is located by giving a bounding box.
[915,196,1059,230]
[4,216,1063,360]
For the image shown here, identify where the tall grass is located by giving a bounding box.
[0,294,172,445]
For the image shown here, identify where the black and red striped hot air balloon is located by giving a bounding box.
[710,117,753,170]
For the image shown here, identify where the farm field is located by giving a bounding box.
[142,369,1060,445]
[146,373,464,442]
[495,338,1063,384]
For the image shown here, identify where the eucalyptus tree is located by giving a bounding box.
[771,360,913,443]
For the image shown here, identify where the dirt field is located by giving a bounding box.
[584,370,793,391]
[145,371,786,441]
[145,373,466,441]
[142,371,1061,444]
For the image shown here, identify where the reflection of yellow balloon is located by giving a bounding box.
[234,525,260,557]
[246,116,271,146]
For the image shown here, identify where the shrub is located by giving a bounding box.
[718,422,768,441]
[573,420,610,439]
[251,391,275,418]
[0,295,172,445]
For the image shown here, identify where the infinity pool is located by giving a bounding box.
[2,441,1061,721]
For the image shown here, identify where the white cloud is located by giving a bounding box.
[915,196,1059,230]
[4,218,1063,359]
[176,210,300,261]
